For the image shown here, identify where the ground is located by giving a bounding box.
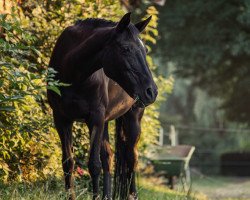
[192,176,250,200]
[1,175,249,200]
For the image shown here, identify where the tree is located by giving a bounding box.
[155,0,250,124]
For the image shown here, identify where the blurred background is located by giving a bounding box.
[153,1,250,199]
[0,0,250,199]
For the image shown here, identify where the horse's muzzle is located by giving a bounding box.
[143,85,158,106]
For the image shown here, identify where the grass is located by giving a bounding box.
[138,176,207,200]
[0,176,207,200]
[2,174,249,200]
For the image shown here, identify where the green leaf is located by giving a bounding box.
[47,85,61,96]
[0,106,15,111]
[59,82,71,87]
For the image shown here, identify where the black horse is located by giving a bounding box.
[47,13,157,200]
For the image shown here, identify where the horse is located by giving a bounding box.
[47,13,158,200]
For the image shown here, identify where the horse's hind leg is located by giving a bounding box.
[53,112,75,199]
[122,107,144,200]
[100,122,113,200]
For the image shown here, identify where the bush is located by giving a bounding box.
[0,10,61,182]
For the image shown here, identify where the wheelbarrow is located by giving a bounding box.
[149,145,195,189]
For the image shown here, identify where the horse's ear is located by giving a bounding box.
[135,16,152,33]
[116,12,131,32]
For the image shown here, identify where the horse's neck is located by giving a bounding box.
[74,55,101,84]
[61,28,112,84]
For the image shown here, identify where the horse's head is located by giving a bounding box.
[102,13,158,107]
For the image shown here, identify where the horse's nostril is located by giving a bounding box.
[146,87,154,99]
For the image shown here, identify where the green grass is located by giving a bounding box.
[0,176,207,200]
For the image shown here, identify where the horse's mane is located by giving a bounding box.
[74,18,117,30]
[74,18,139,38]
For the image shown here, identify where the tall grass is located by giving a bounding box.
[0,176,207,200]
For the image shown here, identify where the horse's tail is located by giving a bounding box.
[113,118,130,200]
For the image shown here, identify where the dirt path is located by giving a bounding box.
[192,176,250,200]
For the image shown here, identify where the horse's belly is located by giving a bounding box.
[61,98,90,121]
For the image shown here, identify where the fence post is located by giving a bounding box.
[159,126,164,146]
[169,125,178,146]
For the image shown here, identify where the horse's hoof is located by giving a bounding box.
[69,194,76,200]
[102,195,112,200]
[102,196,111,200]
[66,189,76,200]
[128,193,138,200]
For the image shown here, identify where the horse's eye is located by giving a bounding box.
[121,46,130,52]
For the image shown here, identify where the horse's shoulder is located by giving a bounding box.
[86,69,108,85]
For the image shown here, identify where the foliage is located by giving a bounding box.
[16,0,123,64]
[156,0,250,124]
[154,1,250,173]
[160,78,250,173]
[0,10,62,182]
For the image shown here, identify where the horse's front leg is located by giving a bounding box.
[87,113,105,200]
[53,112,75,200]
[122,107,144,200]
[100,122,113,200]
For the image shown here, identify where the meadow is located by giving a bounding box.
[0,176,207,200]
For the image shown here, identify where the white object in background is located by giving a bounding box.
[154,0,166,6]
[169,125,178,146]
[159,126,164,146]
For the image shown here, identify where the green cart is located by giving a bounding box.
[149,145,195,189]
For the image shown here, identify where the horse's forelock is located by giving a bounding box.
[128,23,140,35]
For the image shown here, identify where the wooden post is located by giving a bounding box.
[159,126,164,146]
[169,125,178,146]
